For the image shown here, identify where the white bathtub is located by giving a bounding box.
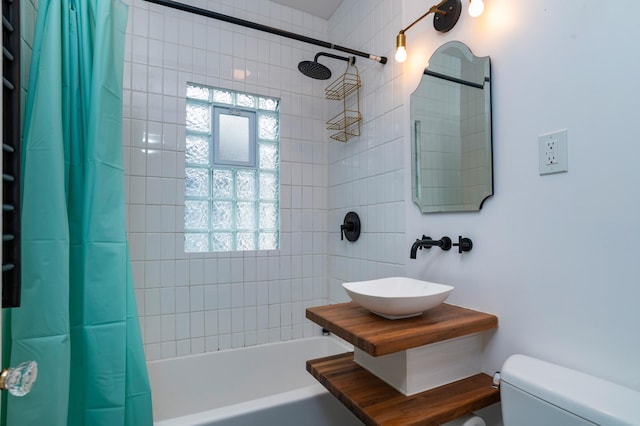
[148,336,363,426]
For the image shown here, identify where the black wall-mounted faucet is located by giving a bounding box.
[410,234,473,258]
[410,235,452,259]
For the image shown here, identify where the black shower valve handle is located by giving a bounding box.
[453,235,473,253]
[340,223,354,240]
[340,211,361,242]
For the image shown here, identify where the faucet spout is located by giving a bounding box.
[410,238,425,259]
[409,235,452,259]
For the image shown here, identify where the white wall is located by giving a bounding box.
[398,0,640,391]
[123,0,332,360]
[325,0,640,395]
[327,0,407,301]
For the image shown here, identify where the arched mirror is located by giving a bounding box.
[410,41,492,213]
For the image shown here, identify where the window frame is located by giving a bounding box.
[184,84,280,253]
[213,106,256,168]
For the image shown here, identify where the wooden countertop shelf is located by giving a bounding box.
[306,302,498,356]
[307,352,500,426]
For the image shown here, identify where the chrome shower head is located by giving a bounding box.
[298,52,354,80]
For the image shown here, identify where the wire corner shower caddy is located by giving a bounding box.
[325,60,361,142]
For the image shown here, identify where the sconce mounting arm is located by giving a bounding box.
[395,0,461,62]
[400,0,462,35]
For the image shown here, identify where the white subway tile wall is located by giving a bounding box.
[123,0,332,360]
[326,0,407,302]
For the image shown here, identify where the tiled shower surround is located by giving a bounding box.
[123,0,406,360]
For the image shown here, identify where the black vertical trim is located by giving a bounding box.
[2,0,21,308]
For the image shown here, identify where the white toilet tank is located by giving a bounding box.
[500,354,640,426]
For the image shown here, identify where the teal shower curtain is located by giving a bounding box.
[3,0,153,424]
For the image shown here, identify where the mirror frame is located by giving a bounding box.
[410,41,493,213]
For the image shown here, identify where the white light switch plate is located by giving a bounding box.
[539,130,568,175]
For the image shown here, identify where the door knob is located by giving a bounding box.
[1,360,38,396]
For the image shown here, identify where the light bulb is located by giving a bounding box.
[395,32,407,63]
[469,0,484,17]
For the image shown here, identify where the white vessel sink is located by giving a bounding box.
[342,277,453,319]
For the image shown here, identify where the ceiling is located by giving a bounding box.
[270,0,343,20]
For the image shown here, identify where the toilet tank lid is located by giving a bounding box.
[501,355,640,426]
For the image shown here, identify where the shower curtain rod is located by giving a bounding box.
[143,0,387,64]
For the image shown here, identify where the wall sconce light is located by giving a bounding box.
[395,0,484,63]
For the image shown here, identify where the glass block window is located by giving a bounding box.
[185,84,280,252]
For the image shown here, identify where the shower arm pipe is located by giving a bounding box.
[143,0,387,64]
[315,52,354,65]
